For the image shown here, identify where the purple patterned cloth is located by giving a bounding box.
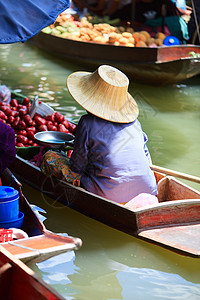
[0,122,16,173]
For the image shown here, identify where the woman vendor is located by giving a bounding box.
[41,65,158,205]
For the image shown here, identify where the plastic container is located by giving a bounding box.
[0,186,19,222]
[0,229,13,242]
[163,36,180,46]
[0,211,24,229]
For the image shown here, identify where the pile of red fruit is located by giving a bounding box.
[0,97,76,148]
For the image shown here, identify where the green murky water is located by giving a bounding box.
[0,42,200,300]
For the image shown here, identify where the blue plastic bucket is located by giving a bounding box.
[0,186,19,222]
[0,211,24,229]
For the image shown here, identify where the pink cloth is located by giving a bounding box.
[124,193,159,210]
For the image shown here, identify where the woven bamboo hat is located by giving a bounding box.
[67,65,139,123]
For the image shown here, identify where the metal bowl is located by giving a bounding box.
[34,131,74,149]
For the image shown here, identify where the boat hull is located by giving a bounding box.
[30,32,200,85]
[10,155,200,257]
[0,246,65,300]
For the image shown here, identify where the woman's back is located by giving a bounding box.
[70,114,157,202]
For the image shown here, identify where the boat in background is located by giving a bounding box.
[30,32,200,85]
[0,169,82,264]
[0,246,65,300]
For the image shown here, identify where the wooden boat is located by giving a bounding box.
[6,91,200,257]
[0,246,65,300]
[0,169,82,264]
[30,31,200,85]
[9,152,200,257]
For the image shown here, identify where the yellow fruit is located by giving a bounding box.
[108,32,118,43]
[146,38,156,46]
[156,32,166,40]
[138,33,147,42]
[118,37,129,45]
[136,40,147,47]
[133,32,140,38]
[126,27,134,34]
[140,31,151,39]
[155,38,163,46]
[126,43,134,47]
[122,32,133,39]
[128,37,135,44]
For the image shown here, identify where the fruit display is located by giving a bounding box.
[0,97,76,148]
[42,13,167,47]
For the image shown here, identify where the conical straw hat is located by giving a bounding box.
[67,65,139,123]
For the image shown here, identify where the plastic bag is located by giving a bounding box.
[29,96,54,117]
[0,85,11,103]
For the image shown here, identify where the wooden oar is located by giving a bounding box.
[150,164,200,184]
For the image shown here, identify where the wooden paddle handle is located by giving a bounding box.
[150,164,200,184]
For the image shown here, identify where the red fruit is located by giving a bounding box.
[46,120,53,126]
[58,124,69,133]
[10,110,19,117]
[17,135,28,144]
[32,143,39,147]
[10,99,19,107]
[3,108,12,116]
[68,122,76,133]
[0,111,7,120]
[24,115,33,126]
[12,116,20,128]
[48,125,57,131]
[46,121,53,130]
[0,102,10,107]
[55,111,65,123]
[27,131,35,140]
[45,113,55,122]
[18,108,27,118]
[17,104,26,110]
[16,143,25,147]
[62,119,69,129]
[38,125,48,131]
[19,130,27,136]
[22,97,30,105]
[34,115,46,126]
[0,119,6,124]
[18,120,26,130]
[26,103,31,112]
[26,126,36,133]
[28,140,33,145]
[8,116,15,124]
[67,150,73,158]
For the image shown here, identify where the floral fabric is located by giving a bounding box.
[41,150,81,186]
